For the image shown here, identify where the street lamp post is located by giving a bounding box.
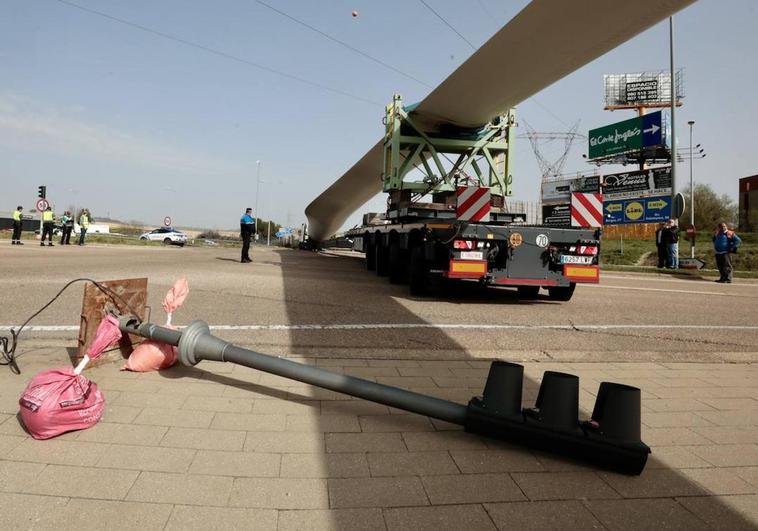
[255,160,261,240]
[688,120,695,258]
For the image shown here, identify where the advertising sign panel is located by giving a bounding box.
[541,179,572,203]
[603,195,672,225]
[570,175,601,193]
[602,166,672,200]
[588,111,662,159]
[625,80,659,103]
[542,204,571,227]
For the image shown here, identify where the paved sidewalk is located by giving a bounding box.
[1,349,757,530]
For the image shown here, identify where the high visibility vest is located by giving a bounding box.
[80,214,89,228]
[13,210,21,221]
[43,211,54,222]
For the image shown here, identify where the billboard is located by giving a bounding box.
[588,111,663,159]
[541,179,573,203]
[542,175,600,204]
[603,195,671,225]
[604,70,684,109]
[542,204,571,227]
[602,166,672,200]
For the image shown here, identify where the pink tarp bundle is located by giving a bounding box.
[19,314,122,440]
[122,277,188,372]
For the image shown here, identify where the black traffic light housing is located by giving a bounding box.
[466,362,650,475]
[37,186,46,199]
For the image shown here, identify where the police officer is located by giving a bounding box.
[41,206,55,246]
[78,209,90,245]
[11,205,24,245]
[59,211,74,245]
[240,208,255,263]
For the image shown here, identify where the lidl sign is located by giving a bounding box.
[588,111,663,159]
[603,195,671,225]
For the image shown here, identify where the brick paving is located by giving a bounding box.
[0,352,757,529]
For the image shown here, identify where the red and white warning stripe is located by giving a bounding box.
[456,186,491,222]
[571,192,603,228]
[569,245,598,256]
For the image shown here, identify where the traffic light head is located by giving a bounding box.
[37,186,47,199]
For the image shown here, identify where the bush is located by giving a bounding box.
[198,230,221,239]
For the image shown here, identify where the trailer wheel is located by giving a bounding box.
[517,286,540,299]
[375,241,389,277]
[548,283,576,302]
[388,241,406,284]
[409,245,430,295]
[365,238,376,271]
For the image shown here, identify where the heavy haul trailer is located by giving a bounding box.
[345,95,600,301]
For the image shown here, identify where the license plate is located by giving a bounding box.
[460,251,483,260]
[560,255,593,265]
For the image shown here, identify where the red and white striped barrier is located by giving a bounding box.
[456,186,491,222]
[571,192,603,228]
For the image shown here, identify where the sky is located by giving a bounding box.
[2,0,756,231]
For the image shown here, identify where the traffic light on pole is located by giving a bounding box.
[37,186,46,199]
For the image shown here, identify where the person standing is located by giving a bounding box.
[11,205,24,245]
[713,222,741,283]
[59,211,74,245]
[78,209,90,245]
[654,222,666,268]
[665,219,679,269]
[40,206,55,246]
[239,208,255,263]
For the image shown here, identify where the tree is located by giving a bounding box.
[679,183,737,232]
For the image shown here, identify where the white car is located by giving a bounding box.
[139,227,187,246]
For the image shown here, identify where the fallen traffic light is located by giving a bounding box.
[117,317,651,475]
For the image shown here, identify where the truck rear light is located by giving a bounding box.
[569,245,598,256]
[563,264,599,282]
[448,260,487,278]
[453,240,475,250]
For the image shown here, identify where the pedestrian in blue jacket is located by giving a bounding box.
[712,222,741,283]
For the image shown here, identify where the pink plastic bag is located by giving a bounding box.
[18,314,120,440]
[122,278,188,372]
[122,338,177,372]
[19,369,105,440]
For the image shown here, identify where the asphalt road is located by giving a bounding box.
[1,241,756,363]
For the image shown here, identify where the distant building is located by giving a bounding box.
[739,175,758,231]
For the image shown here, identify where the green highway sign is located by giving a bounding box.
[588,111,662,159]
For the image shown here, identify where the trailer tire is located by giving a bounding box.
[365,238,376,271]
[388,241,406,284]
[548,283,576,302]
[517,286,540,299]
[375,241,389,277]
[409,245,430,296]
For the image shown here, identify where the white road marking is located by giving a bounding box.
[585,284,734,296]
[603,274,758,287]
[3,324,758,332]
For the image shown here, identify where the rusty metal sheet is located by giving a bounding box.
[76,278,148,367]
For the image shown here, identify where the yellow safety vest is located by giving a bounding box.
[43,211,54,222]
[13,210,21,221]
[80,214,89,228]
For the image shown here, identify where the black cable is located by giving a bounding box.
[253,0,431,88]
[52,0,383,108]
[419,0,476,50]
[0,278,143,375]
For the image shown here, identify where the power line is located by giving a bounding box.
[52,0,383,108]
[418,0,476,50]
[253,0,431,89]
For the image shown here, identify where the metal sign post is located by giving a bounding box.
[669,16,677,218]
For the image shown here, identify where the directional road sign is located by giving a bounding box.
[588,111,663,159]
[679,258,706,270]
[603,195,671,225]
